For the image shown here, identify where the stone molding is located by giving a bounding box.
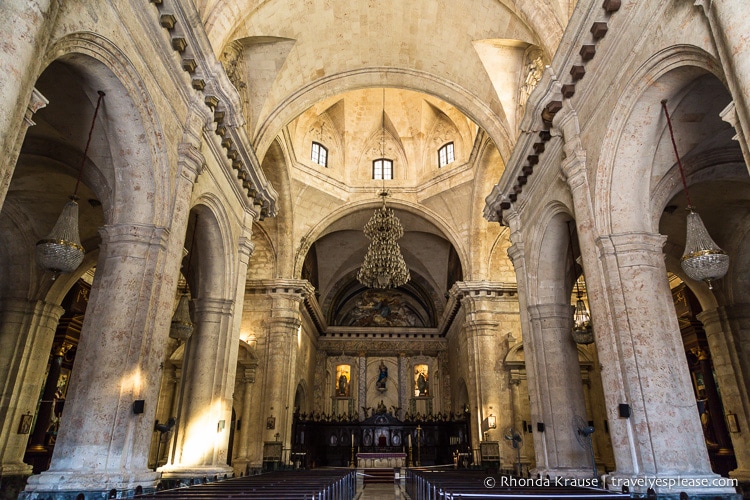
[97,223,171,254]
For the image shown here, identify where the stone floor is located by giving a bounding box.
[355,482,410,499]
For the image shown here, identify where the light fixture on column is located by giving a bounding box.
[170,215,197,342]
[36,91,105,277]
[487,414,497,429]
[356,89,410,289]
[662,100,729,289]
[568,222,594,345]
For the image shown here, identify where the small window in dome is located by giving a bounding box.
[438,142,455,167]
[311,142,328,167]
[373,158,393,180]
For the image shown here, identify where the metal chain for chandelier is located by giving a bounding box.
[170,215,197,342]
[356,89,410,289]
[567,221,593,345]
[36,91,105,278]
[661,100,729,290]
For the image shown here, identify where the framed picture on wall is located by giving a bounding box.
[18,413,32,434]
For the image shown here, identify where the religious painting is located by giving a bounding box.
[343,290,424,327]
[335,364,351,397]
[414,364,429,397]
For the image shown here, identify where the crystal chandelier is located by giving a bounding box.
[170,215,197,341]
[357,191,410,289]
[661,100,729,290]
[572,283,594,345]
[36,91,105,277]
[357,90,410,289]
[568,222,593,344]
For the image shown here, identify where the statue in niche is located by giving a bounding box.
[337,373,348,397]
[415,366,429,397]
[376,361,388,392]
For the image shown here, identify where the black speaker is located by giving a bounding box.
[133,400,145,414]
[618,403,631,418]
[536,422,545,432]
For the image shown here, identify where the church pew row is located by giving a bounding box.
[405,469,631,500]
[135,469,356,500]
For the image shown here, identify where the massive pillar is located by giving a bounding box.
[163,297,236,480]
[452,281,518,454]
[526,303,590,478]
[21,121,204,497]
[0,300,63,491]
[0,0,59,208]
[231,361,258,477]
[506,213,550,475]
[694,0,750,173]
[162,227,254,480]
[244,280,312,468]
[22,223,174,498]
[597,232,734,495]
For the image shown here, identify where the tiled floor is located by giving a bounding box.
[355,483,409,499]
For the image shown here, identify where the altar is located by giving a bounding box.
[356,452,406,468]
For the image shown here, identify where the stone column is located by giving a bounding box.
[398,353,408,418]
[252,281,311,459]
[698,306,750,481]
[0,0,60,208]
[694,0,750,173]
[597,232,734,496]
[231,364,257,476]
[23,223,173,497]
[506,215,549,473]
[527,303,590,478]
[163,297,235,479]
[452,281,517,451]
[358,354,367,420]
[0,300,63,481]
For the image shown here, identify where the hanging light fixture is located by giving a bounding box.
[170,215,197,342]
[356,89,410,289]
[36,91,105,278]
[568,222,593,345]
[661,100,729,290]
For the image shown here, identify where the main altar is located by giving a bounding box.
[291,409,470,468]
[356,452,407,468]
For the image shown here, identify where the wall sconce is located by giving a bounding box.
[487,414,497,429]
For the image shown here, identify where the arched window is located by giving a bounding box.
[373,158,393,180]
[438,142,455,167]
[311,141,328,167]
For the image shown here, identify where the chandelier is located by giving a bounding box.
[661,100,729,290]
[36,91,105,277]
[357,191,410,289]
[170,215,197,342]
[568,222,593,345]
[572,280,594,345]
[357,89,410,289]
